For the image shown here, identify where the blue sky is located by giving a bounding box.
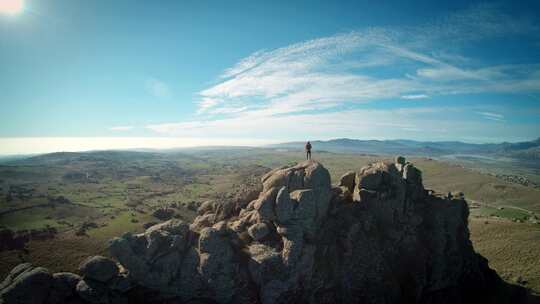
[1,0,540,153]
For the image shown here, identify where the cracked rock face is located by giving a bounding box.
[0,159,522,304]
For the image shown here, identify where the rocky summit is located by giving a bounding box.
[0,158,529,304]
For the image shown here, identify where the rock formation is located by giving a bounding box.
[0,158,529,304]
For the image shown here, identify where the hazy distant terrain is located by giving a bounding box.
[273,138,540,187]
[272,138,540,160]
[0,148,539,294]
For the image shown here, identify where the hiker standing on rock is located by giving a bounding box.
[305,141,312,160]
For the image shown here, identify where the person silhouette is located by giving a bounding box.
[305,141,312,160]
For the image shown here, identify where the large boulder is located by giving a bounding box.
[198,227,237,302]
[79,256,119,283]
[261,161,331,194]
[275,186,295,224]
[338,171,356,193]
[75,279,109,304]
[253,187,279,222]
[108,219,195,296]
[248,222,271,241]
[0,263,53,304]
[47,272,81,304]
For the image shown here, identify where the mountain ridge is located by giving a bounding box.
[270,137,540,160]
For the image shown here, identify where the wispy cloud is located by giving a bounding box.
[110,125,134,131]
[477,111,505,122]
[146,4,539,142]
[401,94,429,100]
[145,78,171,98]
[196,31,420,116]
[192,6,539,117]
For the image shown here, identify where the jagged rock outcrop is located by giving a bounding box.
[0,159,528,304]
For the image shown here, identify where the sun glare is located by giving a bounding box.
[0,0,24,15]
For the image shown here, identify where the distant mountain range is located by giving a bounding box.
[270,138,540,161]
[1,138,539,164]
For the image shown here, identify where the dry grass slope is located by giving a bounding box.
[470,218,540,296]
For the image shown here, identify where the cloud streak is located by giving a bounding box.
[402,94,430,100]
[477,111,505,122]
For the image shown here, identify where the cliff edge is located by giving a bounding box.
[0,158,529,304]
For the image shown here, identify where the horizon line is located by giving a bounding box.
[0,136,538,156]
